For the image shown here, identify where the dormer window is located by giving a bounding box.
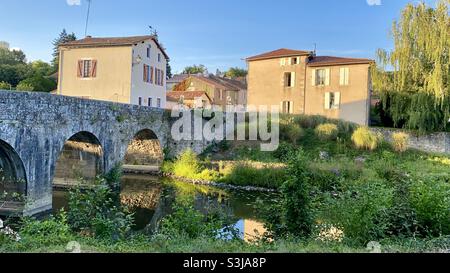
[146,45,151,58]
[158,53,161,62]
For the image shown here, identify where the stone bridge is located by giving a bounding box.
[0,90,209,216]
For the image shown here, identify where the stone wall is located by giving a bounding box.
[370,127,450,155]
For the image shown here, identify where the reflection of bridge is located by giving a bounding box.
[0,90,209,216]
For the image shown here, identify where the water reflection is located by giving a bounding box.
[53,174,277,239]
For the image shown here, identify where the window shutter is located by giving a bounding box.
[143,65,147,82]
[325,69,330,86]
[281,73,285,87]
[77,60,83,77]
[311,69,316,86]
[288,58,292,65]
[335,92,341,108]
[91,60,97,78]
[291,72,296,87]
[297,57,300,64]
[290,101,294,114]
[340,68,344,85]
[345,68,349,85]
[324,92,331,109]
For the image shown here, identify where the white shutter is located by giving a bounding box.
[324,92,330,109]
[335,92,341,109]
[340,68,345,85]
[312,69,316,86]
[325,68,330,86]
[288,58,292,65]
[280,59,284,66]
[280,101,284,113]
[281,73,285,87]
[290,101,294,114]
[297,57,300,64]
[291,72,296,87]
[345,68,349,85]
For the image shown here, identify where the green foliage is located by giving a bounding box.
[392,132,409,153]
[280,123,304,144]
[224,67,247,78]
[219,162,288,189]
[67,172,134,241]
[321,181,394,245]
[52,29,76,70]
[315,123,339,141]
[273,142,296,162]
[182,64,207,75]
[18,212,72,247]
[167,149,220,181]
[410,176,450,236]
[16,75,56,92]
[351,127,382,151]
[0,81,10,90]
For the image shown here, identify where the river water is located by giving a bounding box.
[53,174,279,241]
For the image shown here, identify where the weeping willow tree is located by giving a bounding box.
[373,0,450,133]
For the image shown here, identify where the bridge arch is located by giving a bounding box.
[123,129,164,172]
[52,131,104,188]
[0,139,27,213]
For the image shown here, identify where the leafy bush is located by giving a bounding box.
[315,124,339,141]
[15,82,34,91]
[321,181,394,245]
[19,212,72,247]
[273,142,296,162]
[0,81,10,90]
[220,162,287,189]
[280,123,304,144]
[392,132,409,153]
[165,149,220,181]
[410,176,450,236]
[351,127,382,151]
[67,170,134,241]
[262,150,313,239]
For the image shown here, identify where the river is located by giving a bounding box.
[53,174,280,241]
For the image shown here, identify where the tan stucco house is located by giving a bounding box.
[166,91,212,109]
[246,49,374,125]
[172,74,247,109]
[57,35,169,108]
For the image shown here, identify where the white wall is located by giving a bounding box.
[130,39,167,108]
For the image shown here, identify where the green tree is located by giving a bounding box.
[0,81,11,90]
[31,60,53,77]
[52,29,76,71]
[225,67,247,79]
[16,76,56,92]
[0,47,26,66]
[166,60,173,79]
[182,64,207,75]
[374,0,450,133]
[0,63,32,87]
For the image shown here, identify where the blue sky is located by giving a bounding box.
[0,0,438,73]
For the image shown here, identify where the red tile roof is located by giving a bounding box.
[61,35,169,60]
[307,56,374,67]
[246,48,312,61]
[167,91,211,101]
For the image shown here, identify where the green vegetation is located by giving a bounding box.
[182,64,207,75]
[351,127,382,151]
[392,132,409,153]
[315,123,339,141]
[372,0,450,133]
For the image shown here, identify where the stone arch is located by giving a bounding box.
[123,129,164,172]
[0,139,27,199]
[52,131,104,187]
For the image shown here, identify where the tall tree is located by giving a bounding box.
[374,0,450,133]
[166,60,173,79]
[182,64,207,75]
[225,67,247,79]
[52,29,76,71]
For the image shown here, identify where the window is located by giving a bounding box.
[158,53,161,62]
[284,72,295,87]
[146,45,151,58]
[138,97,142,106]
[157,98,161,108]
[143,64,150,83]
[148,97,152,107]
[340,67,349,86]
[291,57,298,65]
[324,92,341,110]
[77,59,97,78]
[282,101,293,114]
[316,69,326,86]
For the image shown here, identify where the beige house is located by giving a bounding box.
[246,49,373,125]
[172,75,247,109]
[166,91,212,109]
[57,35,169,108]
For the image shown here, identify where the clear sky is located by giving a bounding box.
[0,0,439,73]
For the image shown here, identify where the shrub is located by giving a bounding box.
[166,149,220,181]
[280,123,304,144]
[315,123,339,141]
[220,161,287,189]
[351,127,382,151]
[15,82,34,91]
[410,176,450,236]
[321,180,394,245]
[19,212,72,247]
[273,142,296,162]
[392,132,409,153]
[0,81,10,90]
[16,76,56,92]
